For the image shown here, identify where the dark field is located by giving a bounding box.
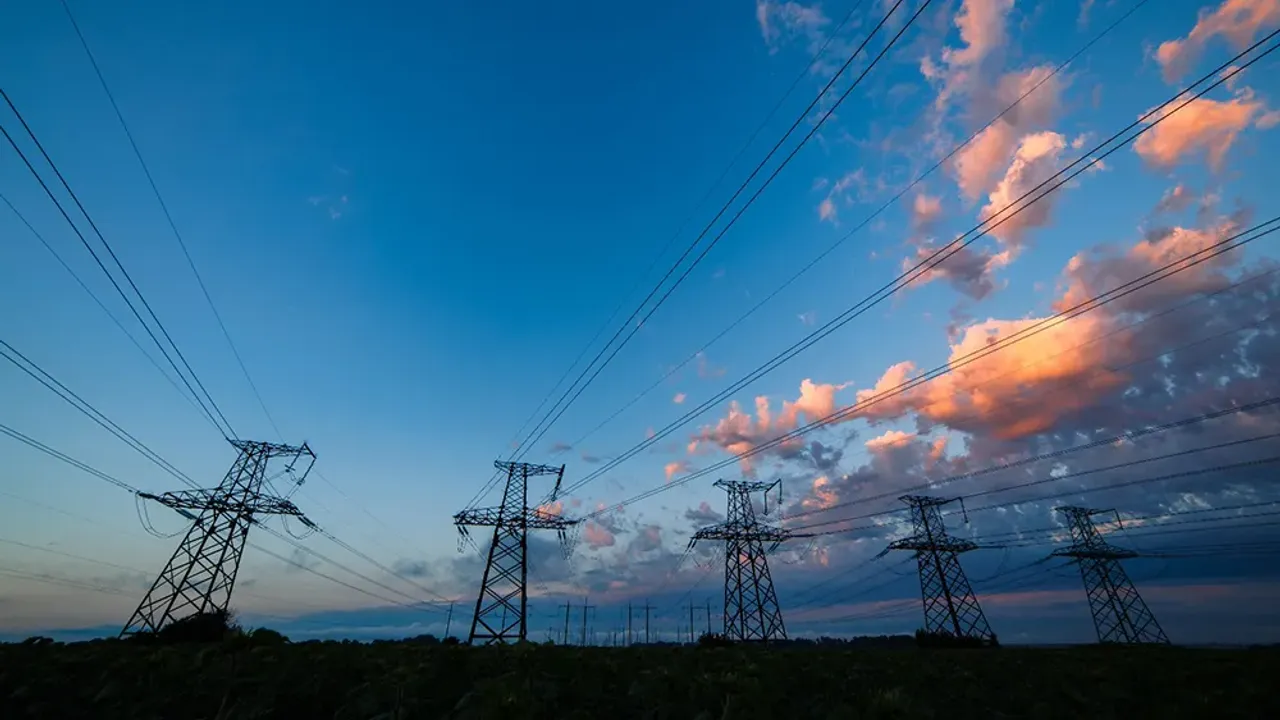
[2,640,1278,719]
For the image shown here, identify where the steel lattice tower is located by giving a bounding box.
[690,479,800,642]
[454,461,577,645]
[887,495,996,644]
[1051,506,1170,644]
[122,440,316,636]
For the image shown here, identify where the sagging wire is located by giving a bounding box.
[134,492,184,538]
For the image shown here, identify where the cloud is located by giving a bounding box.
[673,392,686,405]
[756,1,831,53]
[1156,184,1198,215]
[922,0,1016,112]
[692,379,849,475]
[696,352,727,378]
[912,193,944,231]
[798,311,817,326]
[583,521,616,548]
[951,66,1064,200]
[391,559,430,579]
[549,441,573,455]
[1133,92,1272,171]
[1155,0,1280,83]
[684,501,725,525]
[664,460,691,483]
[865,429,916,452]
[979,130,1068,248]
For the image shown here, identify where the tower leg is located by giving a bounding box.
[120,507,253,636]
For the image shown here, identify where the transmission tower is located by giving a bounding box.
[887,495,996,645]
[454,460,577,645]
[1051,506,1170,644]
[690,479,802,642]
[122,439,316,636]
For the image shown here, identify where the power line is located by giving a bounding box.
[465,0,870,511]
[0,88,237,439]
[0,192,211,422]
[558,0,1152,457]
[0,338,199,487]
[0,421,139,494]
[778,268,1280,524]
[503,0,931,477]
[577,211,1280,515]
[562,37,1280,505]
[57,0,281,440]
[793,434,1280,537]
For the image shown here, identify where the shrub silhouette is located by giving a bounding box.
[913,628,998,649]
[131,609,243,645]
[697,632,734,648]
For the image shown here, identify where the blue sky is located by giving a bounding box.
[3,0,1280,644]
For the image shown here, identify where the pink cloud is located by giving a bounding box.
[912,192,944,231]
[951,66,1064,200]
[865,429,916,452]
[583,521,616,548]
[979,130,1068,248]
[1134,93,1271,171]
[664,460,690,483]
[673,392,686,405]
[693,379,847,474]
[1156,0,1280,83]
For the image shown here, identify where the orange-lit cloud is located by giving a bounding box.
[664,460,690,483]
[583,521,616,548]
[980,131,1068,248]
[535,500,564,518]
[865,429,915,452]
[1156,0,1280,83]
[673,392,686,404]
[801,476,838,511]
[1055,214,1244,316]
[693,379,847,473]
[951,66,1063,200]
[924,0,1016,111]
[1133,93,1271,171]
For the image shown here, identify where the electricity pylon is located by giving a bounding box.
[1051,506,1170,644]
[887,495,996,645]
[454,460,577,645]
[690,479,803,642]
[122,439,316,636]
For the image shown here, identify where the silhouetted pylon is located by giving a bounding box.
[1051,506,1170,644]
[690,479,803,642]
[453,460,577,645]
[122,440,316,636]
[886,494,996,645]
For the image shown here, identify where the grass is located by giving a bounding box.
[1,639,1277,718]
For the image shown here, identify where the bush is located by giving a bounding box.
[131,609,243,645]
[20,636,56,647]
[247,627,289,646]
[913,628,998,649]
[442,636,461,646]
[697,632,734,648]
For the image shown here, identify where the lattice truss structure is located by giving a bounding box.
[887,495,996,644]
[454,461,576,645]
[1051,506,1170,645]
[691,479,799,642]
[122,440,316,636]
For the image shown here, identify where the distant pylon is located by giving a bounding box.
[690,479,803,642]
[1051,506,1170,645]
[887,495,996,645]
[122,440,316,636]
[454,460,577,645]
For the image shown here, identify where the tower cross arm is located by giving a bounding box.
[454,506,581,530]
[691,524,799,544]
[887,535,980,553]
[139,489,309,517]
